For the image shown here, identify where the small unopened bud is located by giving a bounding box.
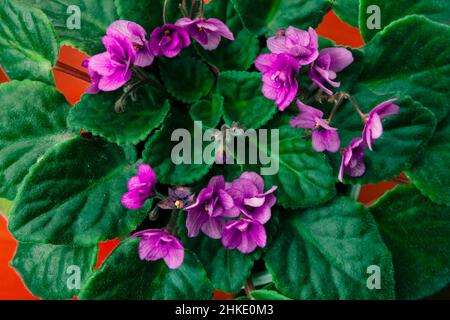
[115,98,126,113]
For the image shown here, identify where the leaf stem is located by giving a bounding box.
[55,61,91,83]
[198,0,205,18]
[348,184,362,201]
[244,279,255,300]
[390,175,412,185]
[179,0,189,17]
[132,66,166,91]
[251,271,273,287]
[190,0,199,18]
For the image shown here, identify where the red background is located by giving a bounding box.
[0,10,399,300]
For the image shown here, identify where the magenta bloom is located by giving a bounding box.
[107,20,154,67]
[254,53,300,111]
[289,100,340,153]
[227,172,277,224]
[185,176,239,239]
[222,218,267,254]
[310,48,354,95]
[132,229,184,269]
[150,24,191,58]
[363,99,400,150]
[82,59,101,94]
[176,18,234,50]
[267,27,319,65]
[339,137,366,182]
[86,35,135,92]
[121,164,156,210]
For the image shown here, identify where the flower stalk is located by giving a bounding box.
[163,0,170,24]
[190,0,199,18]
[166,210,180,236]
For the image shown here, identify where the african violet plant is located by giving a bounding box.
[0,0,449,300]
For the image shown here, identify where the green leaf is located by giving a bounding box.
[114,0,162,33]
[265,196,395,299]
[0,80,74,200]
[371,185,450,299]
[254,116,336,209]
[231,0,330,35]
[328,90,437,184]
[178,216,259,294]
[197,28,259,71]
[9,138,147,246]
[204,0,244,33]
[0,0,58,84]
[360,16,450,122]
[0,198,13,219]
[217,71,277,129]
[19,0,118,55]
[189,94,224,129]
[406,115,450,205]
[331,0,360,27]
[251,290,292,300]
[79,238,214,300]
[68,85,170,145]
[143,108,212,185]
[12,242,97,300]
[360,0,450,42]
[160,56,215,104]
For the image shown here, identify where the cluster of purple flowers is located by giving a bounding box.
[289,97,399,180]
[186,173,277,254]
[338,99,399,181]
[84,18,233,93]
[122,164,186,270]
[254,26,354,111]
[121,165,277,269]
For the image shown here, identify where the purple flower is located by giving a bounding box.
[121,164,156,210]
[107,20,154,67]
[185,176,239,239]
[310,48,354,95]
[158,187,195,210]
[362,99,400,151]
[254,53,300,111]
[222,218,267,254]
[289,100,340,153]
[339,137,366,182]
[227,172,277,224]
[176,17,234,50]
[132,229,184,269]
[82,59,101,94]
[267,27,319,65]
[150,24,191,58]
[86,35,136,92]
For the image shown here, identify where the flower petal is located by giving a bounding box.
[319,48,354,72]
[186,209,208,237]
[201,217,225,239]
